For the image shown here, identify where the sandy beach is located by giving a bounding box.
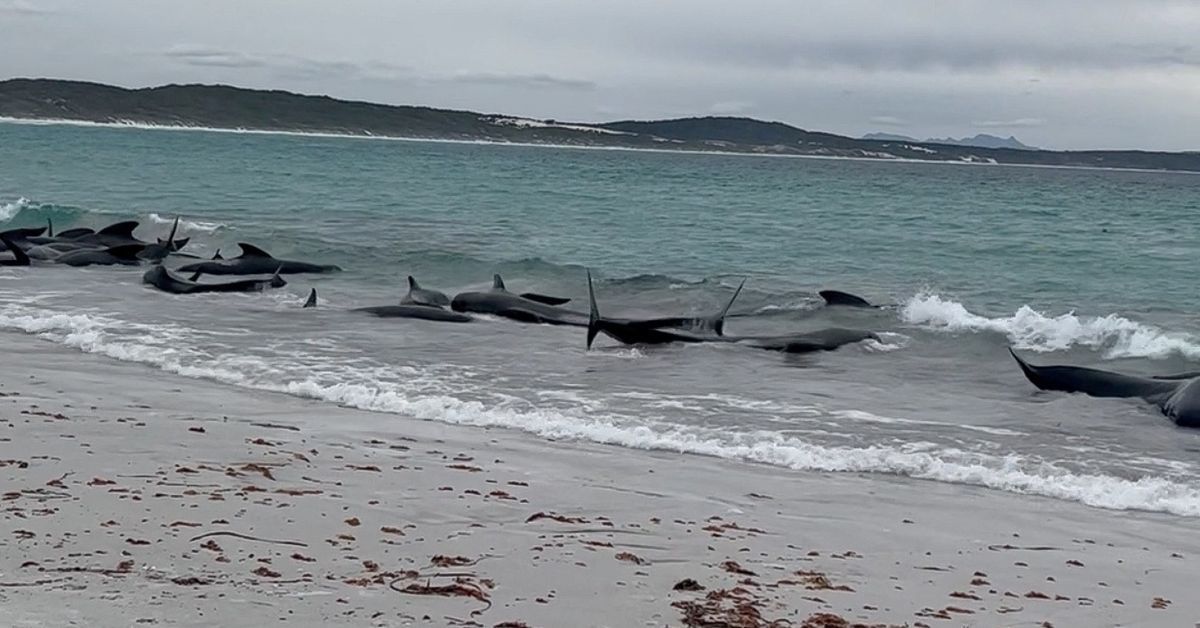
[1,332,1197,627]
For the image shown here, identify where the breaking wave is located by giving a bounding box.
[902,292,1200,359]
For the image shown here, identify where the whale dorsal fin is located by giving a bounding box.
[47,218,53,238]
[236,243,274,258]
[408,275,420,290]
[492,274,507,291]
[303,288,317,308]
[98,221,139,238]
[819,290,874,308]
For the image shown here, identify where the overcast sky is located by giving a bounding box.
[2,0,1198,150]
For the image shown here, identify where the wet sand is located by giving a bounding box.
[1,334,1196,627]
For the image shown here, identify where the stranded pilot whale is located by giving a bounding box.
[295,289,472,322]
[455,273,732,333]
[586,272,879,353]
[1009,348,1200,428]
[178,243,342,276]
[142,265,286,294]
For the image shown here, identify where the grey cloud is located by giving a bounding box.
[444,72,595,91]
[0,0,51,15]
[164,45,266,69]
[869,116,907,127]
[709,101,753,114]
[3,0,1199,150]
[975,118,1046,128]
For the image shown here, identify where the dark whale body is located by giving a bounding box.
[178,243,341,276]
[1009,349,1200,428]
[142,265,286,294]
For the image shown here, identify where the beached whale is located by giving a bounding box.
[142,265,286,294]
[1009,349,1200,428]
[586,271,878,353]
[177,243,342,275]
[56,244,147,267]
[451,274,589,326]
[454,274,727,334]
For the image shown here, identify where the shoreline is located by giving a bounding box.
[4,116,1197,176]
[1,331,1197,626]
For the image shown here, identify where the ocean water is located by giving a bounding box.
[3,120,1200,516]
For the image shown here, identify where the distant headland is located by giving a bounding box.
[2,78,1198,172]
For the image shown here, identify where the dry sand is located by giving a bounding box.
[1,334,1197,627]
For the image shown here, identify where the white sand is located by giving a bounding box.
[1,334,1197,627]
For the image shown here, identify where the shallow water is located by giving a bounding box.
[3,120,1200,516]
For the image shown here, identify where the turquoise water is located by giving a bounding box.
[3,120,1200,516]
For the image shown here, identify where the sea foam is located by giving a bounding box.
[2,300,1199,518]
[902,292,1200,359]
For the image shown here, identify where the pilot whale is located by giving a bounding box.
[1009,349,1200,428]
[586,272,878,353]
[142,265,286,294]
[178,243,341,276]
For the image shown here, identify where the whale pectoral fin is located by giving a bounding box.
[1153,371,1200,381]
[188,270,204,282]
[519,292,571,306]
[702,278,745,336]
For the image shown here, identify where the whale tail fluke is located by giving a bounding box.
[586,269,601,350]
[212,249,223,260]
[303,288,317,308]
[0,235,30,266]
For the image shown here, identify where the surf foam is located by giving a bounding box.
[902,292,1200,359]
[148,213,227,234]
[3,300,1200,518]
[0,197,31,222]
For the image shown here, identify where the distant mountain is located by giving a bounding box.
[1,78,1196,172]
[862,132,1036,150]
[926,134,1036,150]
[862,132,919,142]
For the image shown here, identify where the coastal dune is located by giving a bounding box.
[1,333,1196,627]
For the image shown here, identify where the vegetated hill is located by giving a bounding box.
[1,78,1196,171]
